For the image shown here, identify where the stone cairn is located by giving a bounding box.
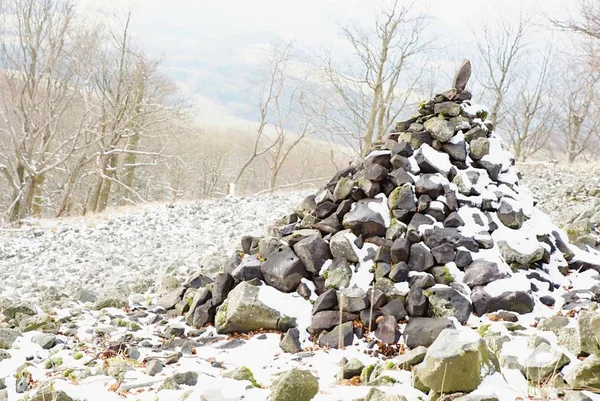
[161,59,600,352]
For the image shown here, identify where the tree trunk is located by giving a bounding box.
[121,132,140,203]
[32,173,45,218]
[9,164,25,222]
[97,152,119,213]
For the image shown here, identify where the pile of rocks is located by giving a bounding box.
[1,60,600,401]
[160,61,600,347]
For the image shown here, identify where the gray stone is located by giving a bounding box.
[223,366,259,388]
[172,371,199,386]
[415,174,444,199]
[31,333,56,349]
[425,286,472,325]
[157,286,186,310]
[318,321,354,349]
[407,243,434,272]
[453,59,472,92]
[434,102,462,117]
[443,139,467,162]
[280,328,302,354]
[388,184,416,214]
[338,358,365,380]
[405,288,429,317]
[381,299,407,321]
[329,230,359,263]
[312,289,337,314]
[261,246,308,293]
[325,258,353,289]
[463,260,509,288]
[145,359,164,376]
[471,288,535,316]
[469,137,490,160]
[337,287,368,312]
[310,310,358,332]
[374,315,400,344]
[403,317,454,348]
[231,255,263,283]
[431,243,455,264]
[563,354,600,390]
[215,282,292,334]
[30,384,73,401]
[212,273,235,306]
[424,117,456,142]
[464,126,487,143]
[343,198,387,237]
[268,368,319,401]
[0,329,19,349]
[333,176,354,203]
[497,200,527,229]
[408,272,436,289]
[498,240,544,267]
[416,329,499,393]
[394,346,427,370]
[293,236,332,274]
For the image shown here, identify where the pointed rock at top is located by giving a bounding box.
[453,59,471,92]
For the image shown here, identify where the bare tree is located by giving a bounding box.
[558,58,600,164]
[0,0,97,222]
[474,11,532,130]
[503,45,557,161]
[85,14,186,214]
[234,43,326,192]
[552,0,600,40]
[323,0,431,156]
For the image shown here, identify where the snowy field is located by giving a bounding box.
[0,191,308,304]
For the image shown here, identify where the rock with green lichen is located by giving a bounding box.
[215,282,294,334]
[394,346,427,370]
[364,388,408,401]
[564,354,600,389]
[157,377,181,391]
[223,366,259,388]
[2,302,36,320]
[416,329,499,393]
[0,329,19,349]
[93,296,128,311]
[268,368,319,401]
[337,358,364,381]
[425,286,472,325]
[30,382,73,401]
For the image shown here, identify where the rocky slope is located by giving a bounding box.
[1,79,600,400]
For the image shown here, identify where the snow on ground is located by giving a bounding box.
[0,191,309,304]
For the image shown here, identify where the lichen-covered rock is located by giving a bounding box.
[280,328,302,354]
[0,328,20,349]
[416,329,499,393]
[215,282,292,334]
[329,230,359,263]
[425,286,473,325]
[268,368,319,401]
[30,383,73,401]
[563,354,600,389]
[223,366,260,388]
[424,117,456,142]
[337,358,365,381]
[498,240,544,267]
[325,258,352,289]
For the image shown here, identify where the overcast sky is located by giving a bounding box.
[80,0,573,128]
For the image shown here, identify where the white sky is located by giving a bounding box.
[79,0,572,127]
